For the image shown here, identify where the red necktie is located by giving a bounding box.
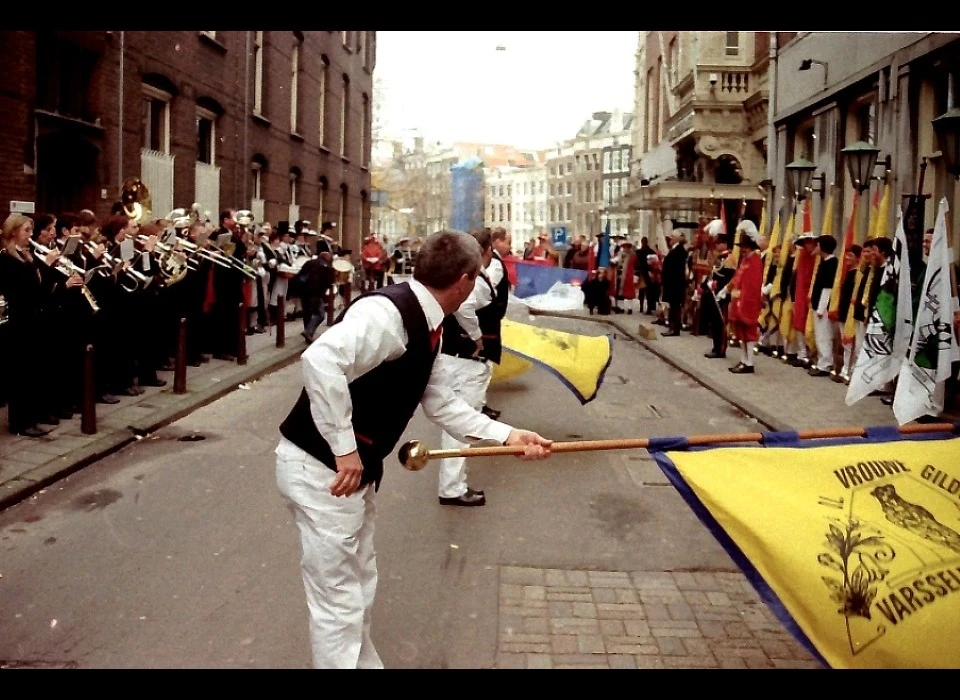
[430,326,442,352]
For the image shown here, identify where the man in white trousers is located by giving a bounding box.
[437,228,509,507]
[808,234,840,377]
[275,230,552,668]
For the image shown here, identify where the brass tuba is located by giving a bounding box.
[120,177,152,223]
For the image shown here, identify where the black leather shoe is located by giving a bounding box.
[661,331,680,337]
[704,351,725,359]
[808,367,829,377]
[481,405,501,420]
[439,492,486,507]
[141,378,167,388]
[881,395,894,406]
[38,415,60,426]
[158,362,176,372]
[97,394,121,405]
[466,486,485,497]
[118,386,141,397]
[213,354,237,362]
[18,425,51,438]
[728,363,755,374]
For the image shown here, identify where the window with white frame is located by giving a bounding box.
[565,181,571,196]
[141,84,171,153]
[603,151,612,172]
[612,178,620,202]
[725,32,740,57]
[319,55,329,147]
[340,75,350,157]
[613,150,621,171]
[253,32,265,116]
[290,36,302,134]
[197,106,216,164]
[603,180,611,204]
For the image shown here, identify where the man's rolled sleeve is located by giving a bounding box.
[421,359,512,444]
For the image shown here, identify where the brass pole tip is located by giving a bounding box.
[398,440,430,471]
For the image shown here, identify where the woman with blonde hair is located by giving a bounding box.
[0,213,68,437]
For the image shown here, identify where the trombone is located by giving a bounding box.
[82,240,148,293]
[29,240,100,312]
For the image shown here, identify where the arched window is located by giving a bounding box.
[291,33,303,134]
[289,167,302,224]
[318,176,329,225]
[361,93,370,167]
[319,55,329,147]
[251,154,268,222]
[253,31,265,116]
[340,75,350,157]
[339,183,348,242]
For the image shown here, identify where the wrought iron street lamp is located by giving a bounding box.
[785,158,817,200]
[932,106,960,179]
[840,141,881,193]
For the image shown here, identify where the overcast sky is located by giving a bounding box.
[373,31,638,151]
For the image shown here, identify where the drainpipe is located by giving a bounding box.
[243,31,251,208]
[766,32,778,217]
[118,31,125,193]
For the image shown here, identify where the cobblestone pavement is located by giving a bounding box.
[495,566,822,669]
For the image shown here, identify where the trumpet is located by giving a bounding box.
[29,240,99,312]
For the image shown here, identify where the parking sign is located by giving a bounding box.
[550,226,567,245]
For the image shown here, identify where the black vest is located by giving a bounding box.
[278,283,438,490]
[441,264,507,364]
[479,255,510,363]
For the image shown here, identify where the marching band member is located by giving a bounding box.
[274,230,552,668]
[0,214,64,437]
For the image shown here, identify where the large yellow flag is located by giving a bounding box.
[652,430,960,668]
[758,202,783,330]
[492,318,613,404]
[771,204,797,334]
[805,193,833,349]
[778,203,803,342]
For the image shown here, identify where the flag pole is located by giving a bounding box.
[398,423,959,470]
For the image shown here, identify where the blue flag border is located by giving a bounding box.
[648,424,960,670]
[502,334,614,405]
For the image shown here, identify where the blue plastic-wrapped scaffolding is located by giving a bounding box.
[450,157,485,233]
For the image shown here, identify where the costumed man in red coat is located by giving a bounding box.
[609,239,638,314]
[787,232,818,367]
[719,221,764,374]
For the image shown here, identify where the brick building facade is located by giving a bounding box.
[0,30,374,252]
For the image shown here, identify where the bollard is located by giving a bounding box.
[276,294,286,348]
[81,344,97,435]
[237,302,248,366]
[174,318,188,394]
[326,287,335,327]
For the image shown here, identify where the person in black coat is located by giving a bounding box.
[660,232,689,336]
[0,214,72,437]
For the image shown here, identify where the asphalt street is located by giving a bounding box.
[0,307,827,668]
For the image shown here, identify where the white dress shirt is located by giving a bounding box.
[301,278,512,457]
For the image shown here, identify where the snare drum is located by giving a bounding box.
[332,258,354,285]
